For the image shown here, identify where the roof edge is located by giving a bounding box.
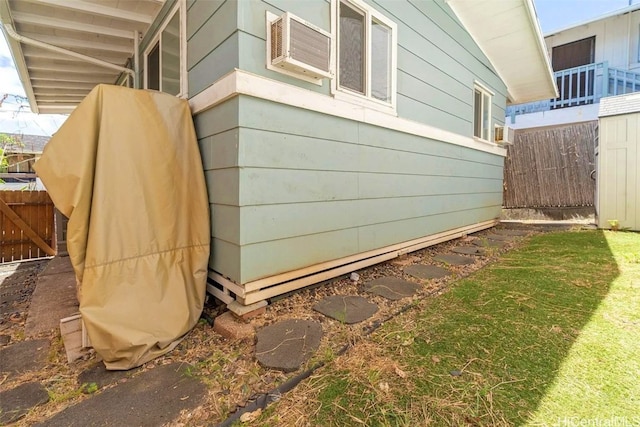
[0,0,39,113]
[545,3,640,37]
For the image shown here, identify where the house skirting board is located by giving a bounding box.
[207,219,498,308]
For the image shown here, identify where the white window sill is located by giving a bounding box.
[332,89,397,116]
[473,136,500,147]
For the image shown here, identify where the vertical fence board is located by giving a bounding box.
[0,190,55,263]
[504,121,597,208]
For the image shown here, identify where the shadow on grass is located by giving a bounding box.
[313,230,624,426]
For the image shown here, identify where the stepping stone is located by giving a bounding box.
[255,319,322,372]
[40,256,75,276]
[78,363,133,392]
[25,271,79,337]
[472,238,506,248]
[434,254,474,266]
[493,229,529,236]
[0,382,49,424]
[390,255,420,267]
[0,339,49,378]
[313,295,378,324]
[37,364,206,427]
[364,277,422,301]
[451,246,485,256]
[404,264,451,280]
[483,233,517,242]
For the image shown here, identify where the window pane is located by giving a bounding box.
[339,2,365,94]
[147,42,160,91]
[482,93,491,140]
[473,89,482,138]
[371,19,391,102]
[162,12,181,96]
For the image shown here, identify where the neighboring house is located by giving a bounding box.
[0,132,48,190]
[508,3,640,129]
[0,0,556,311]
[505,4,640,218]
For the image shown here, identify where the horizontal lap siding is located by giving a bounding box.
[187,0,239,97]
[193,97,242,282]
[237,96,503,283]
[239,0,506,134]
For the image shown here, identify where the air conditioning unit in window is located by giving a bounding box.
[270,12,332,81]
[495,125,514,145]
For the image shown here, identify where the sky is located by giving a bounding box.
[1,0,640,136]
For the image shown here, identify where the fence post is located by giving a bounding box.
[601,61,609,100]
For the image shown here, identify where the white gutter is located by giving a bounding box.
[524,0,559,98]
[3,23,134,76]
[545,3,640,37]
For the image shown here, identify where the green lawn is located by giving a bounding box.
[258,230,640,426]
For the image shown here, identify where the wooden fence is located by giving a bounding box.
[503,121,597,208]
[0,191,56,263]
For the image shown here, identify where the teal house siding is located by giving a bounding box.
[139,0,514,303]
[234,96,503,283]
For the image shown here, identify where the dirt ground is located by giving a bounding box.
[0,223,579,425]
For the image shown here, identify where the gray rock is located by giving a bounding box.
[77,363,133,392]
[0,339,50,378]
[364,277,422,301]
[483,233,516,241]
[404,264,451,280]
[492,229,529,236]
[255,319,322,372]
[36,364,206,427]
[433,254,474,266]
[451,246,485,256]
[313,295,378,324]
[472,238,506,248]
[0,382,49,424]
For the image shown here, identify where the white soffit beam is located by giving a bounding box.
[31,75,112,84]
[20,32,132,54]
[12,11,135,39]
[28,62,117,75]
[28,0,153,25]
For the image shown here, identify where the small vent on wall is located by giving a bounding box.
[268,12,332,81]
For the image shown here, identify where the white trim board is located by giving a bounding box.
[217,219,499,307]
[189,69,507,157]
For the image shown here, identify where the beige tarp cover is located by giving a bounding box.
[34,85,210,370]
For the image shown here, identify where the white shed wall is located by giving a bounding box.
[597,113,640,230]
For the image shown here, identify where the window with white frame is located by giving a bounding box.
[336,0,396,107]
[144,2,185,97]
[473,84,492,141]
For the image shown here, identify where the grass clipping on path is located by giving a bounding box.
[256,230,640,426]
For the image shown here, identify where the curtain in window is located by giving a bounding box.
[371,19,391,102]
[339,3,365,94]
[147,43,160,91]
[162,13,181,96]
[473,89,482,138]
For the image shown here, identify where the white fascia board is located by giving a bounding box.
[0,0,38,112]
[189,70,507,157]
[524,0,558,98]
